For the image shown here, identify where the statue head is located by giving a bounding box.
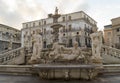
[36,29,41,34]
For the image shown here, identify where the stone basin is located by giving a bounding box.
[33,64,102,80]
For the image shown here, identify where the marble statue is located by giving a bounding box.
[49,41,84,61]
[58,41,84,60]
[30,30,42,62]
[55,7,58,15]
[48,42,62,59]
[90,31,103,63]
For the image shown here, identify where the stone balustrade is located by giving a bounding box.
[101,45,120,59]
[0,47,25,64]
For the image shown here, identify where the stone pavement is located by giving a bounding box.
[0,74,120,83]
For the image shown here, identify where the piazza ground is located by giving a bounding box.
[0,74,120,83]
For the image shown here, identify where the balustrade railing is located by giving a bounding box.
[101,45,120,59]
[0,47,25,64]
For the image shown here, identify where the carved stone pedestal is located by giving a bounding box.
[91,56,102,63]
[33,64,102,80]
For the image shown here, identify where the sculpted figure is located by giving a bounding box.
[63,41,84,60]
[90,31,103,63]
[48,42,62,59]
[30,30,42,61]
[55,7,58,15]
[55,41,84,61]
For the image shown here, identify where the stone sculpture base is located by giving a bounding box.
[34,64,102,80]
[91,56,103,65]
[28,59,40,64]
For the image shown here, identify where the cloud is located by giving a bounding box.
[0,0,89,30]
[56,0,88,14]
[0,0,47,30]
[0,0,119,31]
[0,0,23,29]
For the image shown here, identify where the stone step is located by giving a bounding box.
[103,64,120,73]
[0,65,37,75]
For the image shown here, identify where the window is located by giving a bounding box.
[69,25,72,31]
[69,39,73,47]
[62,17,65,22]
[107,32,111,35]
[116,28,120,32]
[84,24,86,28]
[26,24,28,28]
[69,16,71,20]
[43,41,47,48]
[39,22,41,25]
[44,28,46,33]
[32,30,35,34]
[85,32,87,35]
[44,21,46,25]
[119,37,120,43]
[63,26,65,32]
[33,23,35,27]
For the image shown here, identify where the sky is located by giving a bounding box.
[0,0,120,30]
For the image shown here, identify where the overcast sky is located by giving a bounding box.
[0,0,120,30]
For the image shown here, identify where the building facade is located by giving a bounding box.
[0,24,21,52]
[104,25,113,46]
[22,10,97,48]
[104,17,120,49]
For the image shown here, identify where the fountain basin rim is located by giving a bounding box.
[33,64,102,69]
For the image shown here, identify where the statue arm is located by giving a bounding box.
[32,38,34,43]
[51,44,55,50]
[61,46,72,51]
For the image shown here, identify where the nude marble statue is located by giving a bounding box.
[30,30,42,61]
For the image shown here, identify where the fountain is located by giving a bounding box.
[28,7,103,80]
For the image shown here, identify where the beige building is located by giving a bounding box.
[0,24,21,52]
[104,17,120,49]
[22,9,97,48]
[104,25,112,46]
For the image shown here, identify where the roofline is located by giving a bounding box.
[0,24,20,31]
[22,11,97,24]
[111,16,120,21]
[104,24,112,27]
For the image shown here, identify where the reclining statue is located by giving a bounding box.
[49,41,85,61]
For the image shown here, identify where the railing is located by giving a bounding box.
[0,49,10,54]
[101,45,120,59]
[0,47,25,64]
